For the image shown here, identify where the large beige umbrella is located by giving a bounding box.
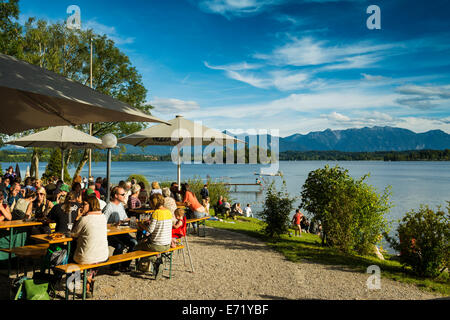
[6,126,104,180]
[0,54,169,135]
[118,115,245,187]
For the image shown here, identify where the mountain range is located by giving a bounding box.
[2,126,449,154]
[121,126,450,154]
[278,126,450,152]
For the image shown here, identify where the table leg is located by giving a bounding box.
[169,252,173,279]
[82,270,87,300]
[66,241,71,261]
[8,227,13,299]
[65,274,69,300]
[202,219,206,237]
[8,228,12,278]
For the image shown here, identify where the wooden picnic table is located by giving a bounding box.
[31,224,138,245]
[30,224,138,265]
[186,216,211,237]
[129,205,187,221]
[0,220,43,230]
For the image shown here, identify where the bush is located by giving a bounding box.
[385,204,450,277]
[127,174,150,190]
[260,180,296,238]
[300,165,391,255]
[160,176,232,212]
[42,149,71,183]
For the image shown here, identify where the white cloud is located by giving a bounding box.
[205,62,310,90]
[254,37,396,68]
[197,0,282,17]
[396,84,450,99]
[326,112,351,122]
[323,111,396,128]
[270,70,309,90]
[395,84,450,109]
[204,61,262,71]
[150,98,201,115]
[225,70,272,88]
[321,54,382,70]
[84,19,135,45]
[394,117,450,133]
[361,73,388,81]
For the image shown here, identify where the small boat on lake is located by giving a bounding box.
[254,169,283,176]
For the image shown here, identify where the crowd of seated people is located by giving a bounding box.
[214,196,251,221]
[0,168,212,295]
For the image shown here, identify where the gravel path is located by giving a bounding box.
[54,227,443,300]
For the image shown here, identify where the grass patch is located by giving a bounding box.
[206,216,450,296]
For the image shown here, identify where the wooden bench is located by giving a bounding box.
[55,245,184,300]
[0,243,49,256]
[0,244,50,279]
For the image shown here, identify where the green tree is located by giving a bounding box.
[127,174,150,190]
[300,165,391,255]
[260,180,296,239]
[0,0,22,57]
[15,15,154,180]
[300,165,351,245]
[0,0,23,146]
[70,31,154,179]
[386,204,450,277]
[41,149,71,183]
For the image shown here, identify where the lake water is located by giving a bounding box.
[3,160,449,252]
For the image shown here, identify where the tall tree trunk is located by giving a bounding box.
[73,149,89,180]
[30,148,39,179]
[65,148,72,172]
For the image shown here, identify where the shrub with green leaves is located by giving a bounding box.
[42,149,71,183]
[260,180,296,238]
[127,174,150,190]
[385,204,450,277]
[301,165,391,255]
[160,176,232,213]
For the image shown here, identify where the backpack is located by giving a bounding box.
[48,247,68,267]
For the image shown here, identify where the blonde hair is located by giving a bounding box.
[37,187,46,195]
[174,208,185,218]
[152,181,160,190]
[162,187,171,197]
[150,193,165,209]
[131,184,141,195]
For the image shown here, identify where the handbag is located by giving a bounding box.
[24,279,51,300]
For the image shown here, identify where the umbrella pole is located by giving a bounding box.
[106,148,112,203]
[177,145,181,190]
[61,148,65,182]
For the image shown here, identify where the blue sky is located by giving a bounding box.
[16,0,450,136]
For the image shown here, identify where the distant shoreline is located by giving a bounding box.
[0,149,449,163]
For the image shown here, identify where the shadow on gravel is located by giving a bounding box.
[191,233,275,253]
[258,294,291,300]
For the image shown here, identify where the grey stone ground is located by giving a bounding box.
[0,227,445,300]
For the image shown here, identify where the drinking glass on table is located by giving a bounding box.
[65,223,73,237]
[130,217,137,229]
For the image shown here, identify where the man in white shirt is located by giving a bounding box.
[244,204,253,218]
[103,186,137,274]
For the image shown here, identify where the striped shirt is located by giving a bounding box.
[146,208,173,246]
